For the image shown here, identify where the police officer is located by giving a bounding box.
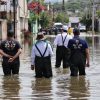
[54,27,72,68]
[0,31,22,76]
[68,28,90,76]
[31,32,53,78]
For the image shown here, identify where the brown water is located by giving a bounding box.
[0,35,100,100]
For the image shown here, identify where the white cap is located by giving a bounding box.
[37,32,44,35]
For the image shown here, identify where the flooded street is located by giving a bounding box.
[0,33,100,100]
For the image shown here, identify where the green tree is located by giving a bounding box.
[40,12,51,28]
[55,13,69,23]
[80,14,92,31]
[97,10,100,18]
[29,11,38,22]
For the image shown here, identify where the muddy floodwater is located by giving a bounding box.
[0,34,100,100]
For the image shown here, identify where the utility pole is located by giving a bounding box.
[52,5,54,22]
[92,1,95,34]
[13,0,16,38]
[62,0,65,11]
[38,0,40,32]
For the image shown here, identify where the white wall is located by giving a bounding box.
[16,0,29,42]
[1,20,7,40]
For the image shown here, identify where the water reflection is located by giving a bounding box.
[1,75,20,100]
[52,68,70,99]
[68,76,90,100]
[0,34,100,99]
[55,68,70,76]
[31,78,52,100]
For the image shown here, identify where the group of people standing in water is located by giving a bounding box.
[31,27,90,78]
[0,27,90,78]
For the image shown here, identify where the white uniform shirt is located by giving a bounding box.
[54,32,73,48]
[31,40,53,65]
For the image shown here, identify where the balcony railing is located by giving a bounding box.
[0,0,7,5]
[0,0,7,13]
[0,1,8,20]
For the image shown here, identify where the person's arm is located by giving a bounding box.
[85,48,90,67]
[0,49,12,58]
[48,44,53,56]
[53,35,58,46]
[31,46,35,70]
[8,48,22,62]
[0,41,11,57]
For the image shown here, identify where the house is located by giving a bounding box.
[0,0,29,42]
[0,0,7,40]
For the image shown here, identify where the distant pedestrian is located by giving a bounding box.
[0,31,22,76]
[54,28,72,68]
[54,27,58,35]
[68,28,90,76]
[67,27,73,35]
[31,32,53,78]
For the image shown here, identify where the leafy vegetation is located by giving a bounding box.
[55,13,69,23]
[40,12,51,28]
[97,10,100,18]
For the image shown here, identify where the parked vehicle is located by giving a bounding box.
[53,22,63,32]
[79,24,86,32]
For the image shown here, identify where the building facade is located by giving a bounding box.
[0,0,29,42]
[0,0,7,40]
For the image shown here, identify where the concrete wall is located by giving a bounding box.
[1,20,7,40]
[16,0,29,43]
[0,0,29,42]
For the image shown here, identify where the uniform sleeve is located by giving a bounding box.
[16,41,22,49]
[84,41,88,49]
[31,45,35,65]
[48,44,53,56]
[0,41,5,50]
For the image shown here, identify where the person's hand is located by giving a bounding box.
[8,57,14,62]
[85,62,90,67]
[31,65,34,70]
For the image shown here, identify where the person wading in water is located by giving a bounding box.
[68,28,90,76]
[54,27,72,68]
[31,32,53,78]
